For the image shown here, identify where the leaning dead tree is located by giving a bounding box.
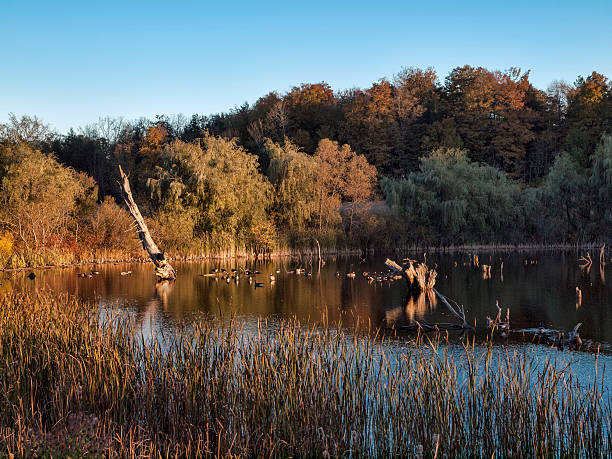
[118,165,176,281]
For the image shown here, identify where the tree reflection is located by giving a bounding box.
[385,291,438,326]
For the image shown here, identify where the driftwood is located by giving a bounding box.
[118,165,176,281]
[385,258,473,332]
[487,301,583,349]
[578,253,592,273]
[385,258,436,291]
[486,301,510,337]
[510,323,583,350]
[433,288,472,330]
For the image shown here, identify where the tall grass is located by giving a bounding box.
[0,292,610,457]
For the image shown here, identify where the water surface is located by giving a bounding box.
[5,251,610,343]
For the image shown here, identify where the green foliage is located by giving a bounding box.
[382,148,525,244]
[265,139,319,229]
[2,63,611,259]
[588,135,612,236]
[0,143,96,259]
[146,136,274,252]
[150,205,199,253]
[542,153,587,240]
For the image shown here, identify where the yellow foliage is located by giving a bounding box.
[249,220,276,254]
[0,231,13,266]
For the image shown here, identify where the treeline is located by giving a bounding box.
[0,121,378,267]
[196,66,611,182]
[0,65,610,267]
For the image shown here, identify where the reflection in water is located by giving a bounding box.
[6,252,612,343]
[155,280,175,307]
[140,280,176,327]
[385,291,438,325]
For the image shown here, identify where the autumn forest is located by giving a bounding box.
[0,65,611,268]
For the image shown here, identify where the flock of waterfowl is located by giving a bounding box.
[200,267,284,288]
[199,266,365,288]
[75,270,100,278]
[196,262,421,289]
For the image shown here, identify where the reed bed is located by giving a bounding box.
[0,292,610,457]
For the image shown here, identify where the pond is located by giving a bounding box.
[5,251,610,343]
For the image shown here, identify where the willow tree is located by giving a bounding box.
[0,143,96,260]
[542,153,587,240]
[265,139,319,230]
[146,135,273,252]
[589,135,612,238]
[382,147,524,245]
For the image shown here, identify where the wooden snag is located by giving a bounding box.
[118,165,176,281]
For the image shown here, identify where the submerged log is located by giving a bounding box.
[487,302,583,349]
[118,165,176,281]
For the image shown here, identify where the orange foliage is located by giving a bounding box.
[142,124,168,152]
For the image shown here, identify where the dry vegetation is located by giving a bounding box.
[0,291,610,457]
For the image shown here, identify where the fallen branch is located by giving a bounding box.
[433,288,473,330]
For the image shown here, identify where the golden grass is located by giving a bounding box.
[0,291,610,457]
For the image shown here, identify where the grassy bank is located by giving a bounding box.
[2,241,608,273]
[0,292,610,457]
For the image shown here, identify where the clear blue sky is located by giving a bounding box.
[1,0,611,133]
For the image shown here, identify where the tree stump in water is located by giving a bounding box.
[118,165,176,281]
[385,258,436,291]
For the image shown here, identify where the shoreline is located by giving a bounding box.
[2,242,606,273]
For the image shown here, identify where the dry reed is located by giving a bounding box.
[0,292,610,457]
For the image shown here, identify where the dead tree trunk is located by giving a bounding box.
[385,258,436,291]
[118,165,176,281]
